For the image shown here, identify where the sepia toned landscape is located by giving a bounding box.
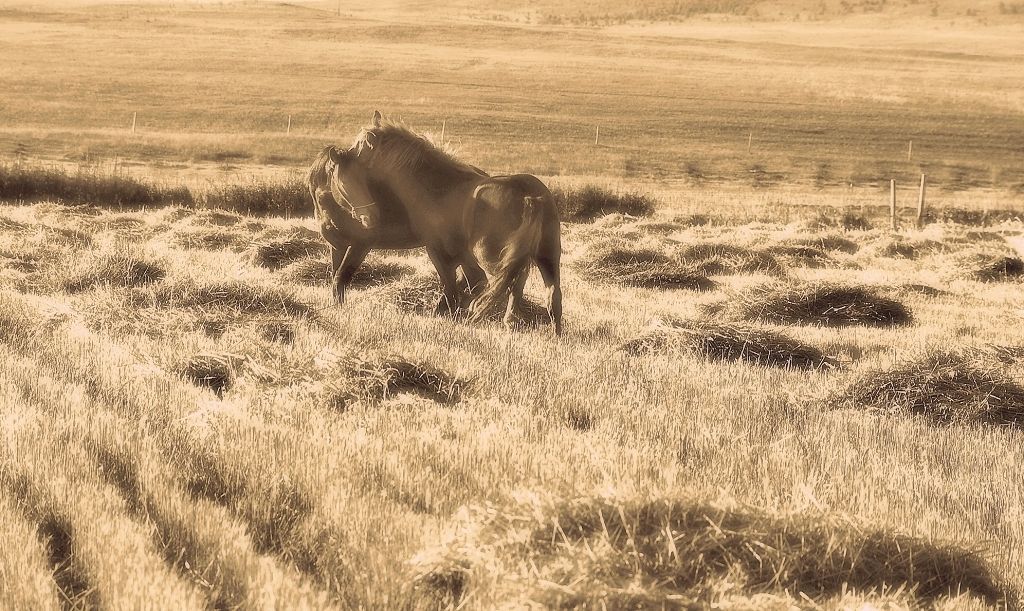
[1,0,1023,608]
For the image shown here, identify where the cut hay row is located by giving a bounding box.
[835,350,1024,429]
[411,494,1006,609]
[62,253,166,293]
[714,282,913,328]
[952,252,1024,282]
[146,278,313,318]
[247,233,327,270]
[621,318,838,370]
[574,241,715,291]
[282,256,415,288]
[681,242,785,276]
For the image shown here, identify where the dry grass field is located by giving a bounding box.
[2,0,1024,608]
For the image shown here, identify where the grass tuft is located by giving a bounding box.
[552,185,657,222]
[330,356,467,408]
[247,233,326,270]
[575,241,716,291]
[681,243,785,276]
[717,282,912,327]
[411,494,1006,608]
[954,252,1024,282]
[836,350,1024,428]
[180,353,237,398]
[148,279,313,317]
[621,318,838,370]
[62,253,166,293]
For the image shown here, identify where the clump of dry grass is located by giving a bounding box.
[551,185,657,222]
[835,350,1024,429]
[953,252,1024,282]
[378,274,446,315]
[761,244,834,268]
[681,243,785,276]
[190,209,244,226]
[169,226,250,251]
[328,356,467,408]
[784,233,860,254]
[247,233,326,270]
[180,353,237,398]
[62,253,166,293]
[715,282,912,327]
[147,279,313,318]
[575,241,716,291]
[621,318,837,370]
[282,256,414,288]
[411,493,1006,609]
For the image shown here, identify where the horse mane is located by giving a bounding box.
[306,145,337,194]
[351,119,480,181]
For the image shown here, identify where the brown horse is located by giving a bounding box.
[307,111,563,334]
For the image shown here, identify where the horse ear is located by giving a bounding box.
[371,110,382,128]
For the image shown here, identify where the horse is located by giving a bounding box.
[306,111,563,334]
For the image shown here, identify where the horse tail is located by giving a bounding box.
[469,192,545,323]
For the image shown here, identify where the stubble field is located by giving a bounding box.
[1,0,1024,608]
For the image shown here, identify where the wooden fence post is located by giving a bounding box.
[747,131,752,153]
[890,179,897,230]
[917,174,927,228]
[441,119,446,144]
[907,140,913,161]
[594,125,600,145]
[131,111,137,134]
[287,114,292,134]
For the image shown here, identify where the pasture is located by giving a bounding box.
[1,0,1024,608]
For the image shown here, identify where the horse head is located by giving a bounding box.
[326,146,381,231]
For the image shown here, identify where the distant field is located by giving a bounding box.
[0,1,1022,195]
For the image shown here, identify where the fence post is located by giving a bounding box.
[287,114,292,134]
[917,174,927,228]
[747,131,752,153]
[441,119,446,144]
[890,179,897,230]
[131,111,137,134]
[594,125,600,145]
[907,140,913,161]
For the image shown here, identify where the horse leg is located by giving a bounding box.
[330,246,345,277]
[333,244,370,305]
[536,255,563,336]
[502,268,529,331]
[457,253,488,310]
[426,247,461,317]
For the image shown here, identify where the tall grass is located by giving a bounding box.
[0,162,192,208]
[0,163,310,217]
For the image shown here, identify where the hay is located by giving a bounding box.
[170,226,250,251]
[681,243,785,276]
[575,242,716,291]
[148,279,313,318]
[329,356,466,408]
[621,319,838,370]
[247,233,327,270]
[954,252,1024,282]
[180,353,237,398]
[719,282,912,327]
[62,253,166,293]
[381,274,447,315]
[837,351,1024,429]
[281,256,412,288]
[761,244,834,268]
[411,494,1005,609]
[785,234,860,254]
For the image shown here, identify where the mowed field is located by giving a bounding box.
[2,0,1024,608]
